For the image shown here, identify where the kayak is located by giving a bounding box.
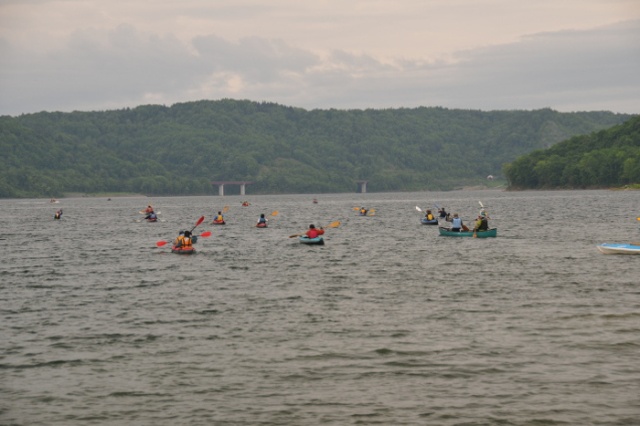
[597,243,640,255]
[420,218,439,225]
[211,220,226,225]
[171,245,196,255]
[299,236,324,245]
[146,218,158,222]
[438,227,497,238]
[256,222,268,228]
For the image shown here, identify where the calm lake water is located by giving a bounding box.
[1,190,639,425]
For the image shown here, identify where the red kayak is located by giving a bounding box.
[211,220,226,225]
[256,222,268,228]
[171,245,196,255]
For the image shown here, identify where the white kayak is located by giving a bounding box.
[597,243,640,255]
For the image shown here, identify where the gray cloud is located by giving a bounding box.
[0,19,638,115]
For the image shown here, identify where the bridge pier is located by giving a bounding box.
[211,181,254,196]
[356,180,368,193]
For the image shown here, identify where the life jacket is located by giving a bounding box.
[452,217,462,228]
[258,217,266,223]
[426,213,434,220]
[478,218,488,231]
[174,235,185,246]
[182,237,192,247]
[216,215,224,221]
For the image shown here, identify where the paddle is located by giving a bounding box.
[156,230,211,247]
[289,220,341,238]
[223,205,229,213]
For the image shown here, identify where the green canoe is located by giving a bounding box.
[438,227,497,238]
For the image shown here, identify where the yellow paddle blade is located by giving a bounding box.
[353,207,360,210]
[288,233,303,238]
[326,220,341,228]
[271,210,279,216]
[223,205,229,213]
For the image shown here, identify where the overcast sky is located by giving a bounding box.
[1,0,639,116]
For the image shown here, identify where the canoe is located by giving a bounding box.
[211,220,226,225]
[299,236,324,245]
[256,222,268,228]
[420,218,439,225]
[171,245,196,255]
[597,243,640,255]
[438,227,497,238]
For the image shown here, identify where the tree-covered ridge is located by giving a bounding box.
[503,115,640,189]
[0,99,634,198]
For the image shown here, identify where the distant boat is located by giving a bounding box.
[597,243,640,254]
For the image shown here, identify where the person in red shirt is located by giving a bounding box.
[305,224,325,238]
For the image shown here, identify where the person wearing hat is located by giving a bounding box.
[174,231,185,247]
[450,213,464,232]
[473,214,489,232]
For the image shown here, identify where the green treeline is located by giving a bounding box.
[504,115,640,189]
[0,99,634,198]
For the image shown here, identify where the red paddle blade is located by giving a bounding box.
[156,241,168,247]
[200,231,212,237]
[195,216,205,227]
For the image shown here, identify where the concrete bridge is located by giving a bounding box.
[211,181,254,196]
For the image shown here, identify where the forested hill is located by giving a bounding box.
[0,99,634,198]
[504,115,640,189]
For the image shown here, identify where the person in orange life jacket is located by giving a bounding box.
[174,231,185,247]
[449,213,464,232]
[215,211,224,222]
[181,231,193,247]
[425,209,435,221]
[305,224,325,238]
[359,207,368,216]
